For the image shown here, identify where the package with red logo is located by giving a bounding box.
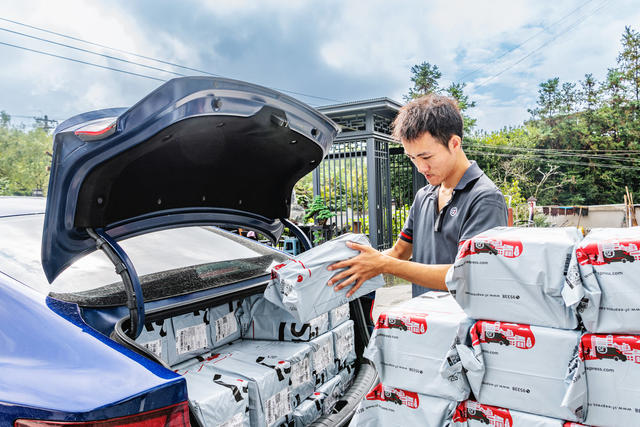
[224,339,314,408]
[363,292,474,400]
[466,321,586,421]
[263,233,385,323]
[452,401,565,426]
[240,294,329,342]
[292,392,326,427]
[578,333,640,426]
[173,364,250,427]
[333,319,356,372]
[350,383,457,427]
[310,330,338,386]
[315,374,343,415]
[175,351,293,427]
[329,303,350,328]
[446,227,582,329]
[562,227,640,334]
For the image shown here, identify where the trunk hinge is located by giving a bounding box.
[87,228,145,338]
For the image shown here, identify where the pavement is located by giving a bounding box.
[371,282,412,322]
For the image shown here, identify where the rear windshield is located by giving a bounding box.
[0,214,287,304]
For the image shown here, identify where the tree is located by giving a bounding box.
[617,26,640,107]
[528,78,561,120]
[445,82,477,134]
[404,62,442,101]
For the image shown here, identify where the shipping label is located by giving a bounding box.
[215,312,238,342]
[141,339,162,359]
[290,357,311,389]
[176,323,208,355]
[264,388,291,427]
[218,412,245,427]
[336,327,354,361]
[314,341,333,374]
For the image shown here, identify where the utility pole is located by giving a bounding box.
[34,115,58,132]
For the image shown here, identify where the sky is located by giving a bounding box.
[0,0,638,133]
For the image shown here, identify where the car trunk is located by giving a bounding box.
[108,281,377,426]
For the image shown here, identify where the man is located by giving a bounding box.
[327,94,507,297]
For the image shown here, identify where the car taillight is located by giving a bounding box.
[14,401,190,427]
[74,117,117,141]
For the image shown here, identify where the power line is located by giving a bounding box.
[466,143,640,163]
[0,40,165,81]
[466,149,639,170]
[0,26,185,77]
[458,0,595,82]
[0,16,344,103]
[474,0,610,89]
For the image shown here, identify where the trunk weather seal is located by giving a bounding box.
[87,227,145,338]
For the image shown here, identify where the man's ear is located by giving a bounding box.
[448,135,462,152]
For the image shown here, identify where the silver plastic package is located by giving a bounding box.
[180,351,293,427]
[174,363,250,427]
[350,383,456,427]
[264,233,385,323]
[337,362,357,395]
[292,392,326,427]
[136,319,171,364]
[329,303,351,329]
[333,320,356,371]
[226,339,314,408]
[315,374,342,415]
[563,227,640,333]
[241,295,329,342]
[168,309,214,366]
[446,226,582,329]
[451,401,565,426]
[310,331,338,386]
[209,300,243,348]
[465,320,586,422]
[579,333,640,426]
[363,292,474,400]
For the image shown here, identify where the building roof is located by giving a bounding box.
[318,97,403,115]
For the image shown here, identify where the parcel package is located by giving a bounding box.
[337,361,356,394]
[168,309,215,366]
[264,233,385,323]
[467,320,586,421]
[363,292,474,400]
[329,303,350,329]
[241,295,329,342]
[177,351,293,427]
[292,392,326,427]
[136,319,172,364]
[446,227,582,329]
[174,364,250,427]
[226,339,314,408]
[332,320,356,371]
[579,333,640,427]
[310,330,338,386]
[452,401,566,426]
[350,383,457,427]
[562,227,640,333]
[315,374,343,415]
[209,300,243,348]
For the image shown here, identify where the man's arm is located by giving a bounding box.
[327,240,450,297]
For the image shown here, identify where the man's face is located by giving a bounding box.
[402,132,458,187]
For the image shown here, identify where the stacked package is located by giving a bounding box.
[561,226,640,426]
[133,233,382,426]
[452,401,568,426]
[351,292,473,425]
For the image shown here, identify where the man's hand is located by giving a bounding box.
[327,241,387,298]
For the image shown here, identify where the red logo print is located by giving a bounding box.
[576,240,640,266]
[580,334,640,364]
[453,401,513,426]
[375,312,428,334]
[472,321,536,350]
[366,383,419,409]
[457,237,523,259]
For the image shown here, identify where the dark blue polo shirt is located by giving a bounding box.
[400,161,508,297]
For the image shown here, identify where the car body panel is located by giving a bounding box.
[0,271,186,424]
[42,76,338,283]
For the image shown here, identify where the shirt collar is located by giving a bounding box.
[454,161,483,190]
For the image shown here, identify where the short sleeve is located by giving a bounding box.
[399,201,416,244]
[459,190,508,242]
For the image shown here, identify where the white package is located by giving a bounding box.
[363,292,474,400]
[168,309,213,366]
[174,364,250,427]
[310,330,338,386]
[226,339,314,408]
[329,303,350,329]
[446,227,582,329]
[333,320,356,372]
[350,383,456,427]
[241,295,329,342]
[337,362,357,395]
[580,333,640,427]
[451,401,565,426]
[315,374,342,415]
[292,392,326,427]
[466,320,586,422]
[264,233,385,323]
[563,227,640,333]
[136,319,171,364]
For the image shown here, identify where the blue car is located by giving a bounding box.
[0,77,376,426]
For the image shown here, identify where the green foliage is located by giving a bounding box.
[304,196,335,224]
[294,173,313,209]
[0,114,52,196]
[404,62,442,101]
